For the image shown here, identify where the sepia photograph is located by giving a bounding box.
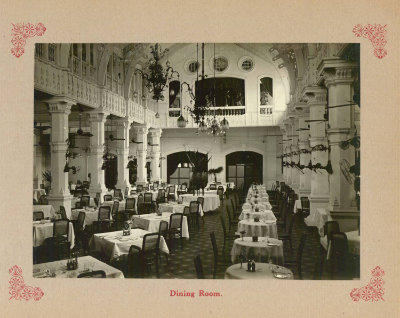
[32,42,360,280]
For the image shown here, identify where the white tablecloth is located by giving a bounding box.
[239,210,276,221]
[158,202,204,217]
[33,205,56,219]
[33,189,46,201]
[225,263,293,279]
[132,212,189,238]
[179,194,220,212]
[294,199,302,213]
[231,237,284,265]
[33,221,75,248]
[237,219,278,238]
[33,256,124,278]
[89,229,169,261]
[102,200,126,211]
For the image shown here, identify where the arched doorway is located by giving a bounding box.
[167,151,208,187]
[226,151,263,192]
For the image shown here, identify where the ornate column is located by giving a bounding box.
[33,130,42,189]
[133,124,149,185]
[320,59,358,211]
[87,111,108,199]
[289,115,300,193]
[45,97,74,215]
[296,103,311,197]
[149,128,162,183]
[304,86,330,225]
[115,117,132,190]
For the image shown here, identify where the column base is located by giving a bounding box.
[306,194,330,227]
[47,195,73,218]
[116,182,131,192]
[298,187,311,198]
[136,180,148,186]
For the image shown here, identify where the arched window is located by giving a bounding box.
[259,76,273,115]
[169,80,181,117]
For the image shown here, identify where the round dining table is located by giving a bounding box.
[239,210,276,221]
[179,193,220,212]
[230,237,284,265]
[225,263,293,279]
[238,219,278,238]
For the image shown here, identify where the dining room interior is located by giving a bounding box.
[32,42,360,280]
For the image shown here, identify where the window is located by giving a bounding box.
[195,77,245,107]
[259,76,273,115]
[72,44,78,57]
[238,56,254,72]
[188,61,199,73]
[82,44,87,62]
[48,44,56,63]
[35,44,44,58]
[90,44,94,66]
[213,56,228,72]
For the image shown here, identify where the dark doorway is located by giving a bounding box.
[167,151,208,186]
[105,157,118,189]
[226,151,263,193]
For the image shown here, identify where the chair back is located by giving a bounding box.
[76,211,86,232]
[137,194,144,206]
[137,202,150,215]
[194,255,204,279]
[53,220,69,238]
[158,220,169,236]
[77,270,106,278]
[98,206,111,221]
[297,232,307,279]
[104,194,113,202]
[169,213,183,231]
[183,206,190,217]
[59,206,68,220]
[210,232,218,279]
[324,221,340,242]
[81,195,90,207]
[125,197,136,210]
[144,192,152,203]
[330,232,349,272]
[111,200,119,217]
[219,215,227,236]
[39,195,48,205]
[141,233,161,253]
[136,184,143,192]
[33,211,44,221]
[209,184,217,190]
[196,197,204,209]
[189,201,200,214]
[114,189,123,199]
[181,183,187,191]
[300,197,310,209]
[130,189,137,195]
[124,187,129,196]
[157,189,165,199]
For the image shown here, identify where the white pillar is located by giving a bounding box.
[87,111,108,199]
[133,124,149,185]
[46,97,74,215]
[304,86,330,225]
[297,107,311,197]
[321,60,358,211]
[33,130,42,189]
[149,128,162,183]
[115,117,132,190]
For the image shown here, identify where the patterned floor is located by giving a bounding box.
[40,195,359,279]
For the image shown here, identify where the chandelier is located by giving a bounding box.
[134,44,179,103]
[180,43,229,136]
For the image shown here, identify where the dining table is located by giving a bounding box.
[239,210,276,221]
[70,207,107,227]
[33,205,56,219]
[89,228,169,262]
[33,255,124,278]
[179,193,220,212]
[224,263,293,279]
[131,212,189,238]
[237,219,278,238]
[158,202,204,217]
[33,220,75,248]
[71,196,95,208]
[230,237,284,265]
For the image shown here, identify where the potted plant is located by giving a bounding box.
[42,170,51,193]
[208,167,223,183]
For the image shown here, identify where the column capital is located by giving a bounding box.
[149,127,162,138]
[133,124,149,135]
[87,111,108,123]
[317,59,358,87]
[302,86,327,105]
[114,116,133,128]
[45,97,75,114]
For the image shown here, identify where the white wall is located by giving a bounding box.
[160,126,282,188]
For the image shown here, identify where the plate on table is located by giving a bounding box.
[272,266,292,279]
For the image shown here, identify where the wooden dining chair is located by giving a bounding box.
[194,254,204,279]
[33,211,44,221]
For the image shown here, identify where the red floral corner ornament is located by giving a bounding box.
[9,265,44,301]
[353,24,387,59]
[350,266,385,302]
[11,23,46,58]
